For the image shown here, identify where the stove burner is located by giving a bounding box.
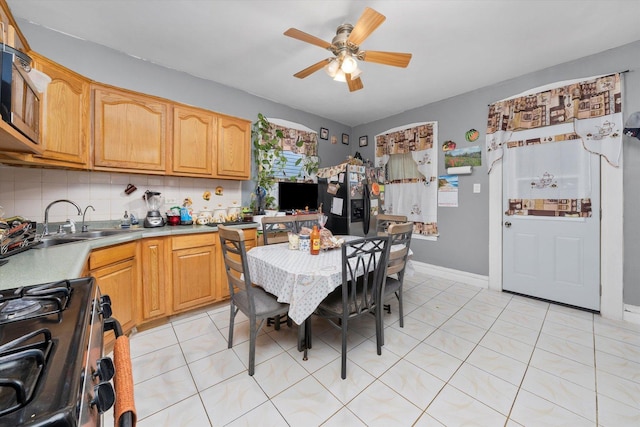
[0,328,52,416]
[0,299,42,321]
[0,280,72,324]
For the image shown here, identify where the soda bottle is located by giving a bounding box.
[310,225,320,255]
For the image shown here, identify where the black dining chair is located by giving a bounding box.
[381,222,413,344]
[313,236,390,379]
[218,225,290,376]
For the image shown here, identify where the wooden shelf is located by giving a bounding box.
[0,120,42,154]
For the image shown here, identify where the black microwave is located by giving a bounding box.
[0,44,40,144]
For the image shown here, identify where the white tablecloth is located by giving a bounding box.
[247,243,346,325]
[246,236,413,325]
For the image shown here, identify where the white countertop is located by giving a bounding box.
[0,223,257,290]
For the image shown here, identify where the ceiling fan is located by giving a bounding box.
[284,7,412,92]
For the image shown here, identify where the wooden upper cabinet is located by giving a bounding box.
[216,115,251,180]
[93,85,169,173]
[172,105,216,177]
[31,53,90,167]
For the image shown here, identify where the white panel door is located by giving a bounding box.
[502,154,600,311]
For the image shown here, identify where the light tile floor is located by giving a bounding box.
[104,272,640,426]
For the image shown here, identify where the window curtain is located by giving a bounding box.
[486,73,622,217]
[375,122,438,236]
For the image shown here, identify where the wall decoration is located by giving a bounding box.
[320,127,329,140]
[444,145,482,168]
[359,135,368,147]
[342,133,349,145]
[442,140,456,151]
[465,129,480,142]
[331,135,337,144]
[438,175,459,207]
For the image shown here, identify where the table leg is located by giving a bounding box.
[297,317,313,361]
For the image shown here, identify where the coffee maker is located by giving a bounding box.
[143,190,165,228]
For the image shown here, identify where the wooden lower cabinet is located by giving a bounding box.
[139,237,170,322]
[171,233,219,312]
[88,242,138,346]
[74,228,260,348]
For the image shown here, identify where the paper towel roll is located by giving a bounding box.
[447,166,473,175]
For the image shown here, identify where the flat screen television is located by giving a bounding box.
[278,181,318,212]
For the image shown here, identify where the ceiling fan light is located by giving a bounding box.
[333,69,346,82]
[325,59,339,77]
[350,67,362,79]
[340,55,358,74]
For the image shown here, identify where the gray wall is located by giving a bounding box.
[354,40,640,305]
[15,20,640,305]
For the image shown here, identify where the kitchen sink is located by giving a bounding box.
[71,229,136,238]
[34,228,137,249]
[35,238,87,248]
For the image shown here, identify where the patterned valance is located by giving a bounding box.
[486,73,622,172]
[268,122,317,157]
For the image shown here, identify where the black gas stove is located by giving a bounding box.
[0,277,116,426]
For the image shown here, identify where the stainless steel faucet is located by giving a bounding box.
[81,205,95,232]
[43,199,82,236]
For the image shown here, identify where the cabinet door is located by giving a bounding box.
[93,258,137,345]
[216,115,250,179]
[93,85,169,173]
[140,237,170,322]
[33,54,90,167]
[172,105,216,176]
[172,243,217,312]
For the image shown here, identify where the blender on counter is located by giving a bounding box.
[143,190,165,228]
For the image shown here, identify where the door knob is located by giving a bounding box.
[504,221,512,228]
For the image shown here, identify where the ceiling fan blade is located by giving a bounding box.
[293,58,332,79]
[361,50,412,68]
[347,7,386,46]
[346,75,363,92]
[284,28,332,49]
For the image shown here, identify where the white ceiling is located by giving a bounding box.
[7,0,640,127]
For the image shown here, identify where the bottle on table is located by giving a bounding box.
[310,225,320,255]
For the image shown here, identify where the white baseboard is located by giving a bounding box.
[411,261,489,289]
[623,304,640,326]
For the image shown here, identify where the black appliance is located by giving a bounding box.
[0,44,40,143]
[278,181,319,212]
[318,164,379,236]
[0,277,131,426]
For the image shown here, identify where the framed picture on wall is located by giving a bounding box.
[320,127,328,140]
[359,135,368,147]
[342,133,349,145]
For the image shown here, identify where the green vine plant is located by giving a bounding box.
[251,113,286,212]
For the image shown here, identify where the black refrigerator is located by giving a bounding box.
[317,164,380,237]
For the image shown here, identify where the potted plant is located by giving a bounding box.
[251,114,286,214]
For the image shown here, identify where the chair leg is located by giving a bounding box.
[341,321,348,380]
[228,304,237,349]
[376,307,383,354]
[248,319,257,376]
[397,290,404,328]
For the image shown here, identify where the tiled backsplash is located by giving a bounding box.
[0,165,243,223]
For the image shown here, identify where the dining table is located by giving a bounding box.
[246,235,413,359]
